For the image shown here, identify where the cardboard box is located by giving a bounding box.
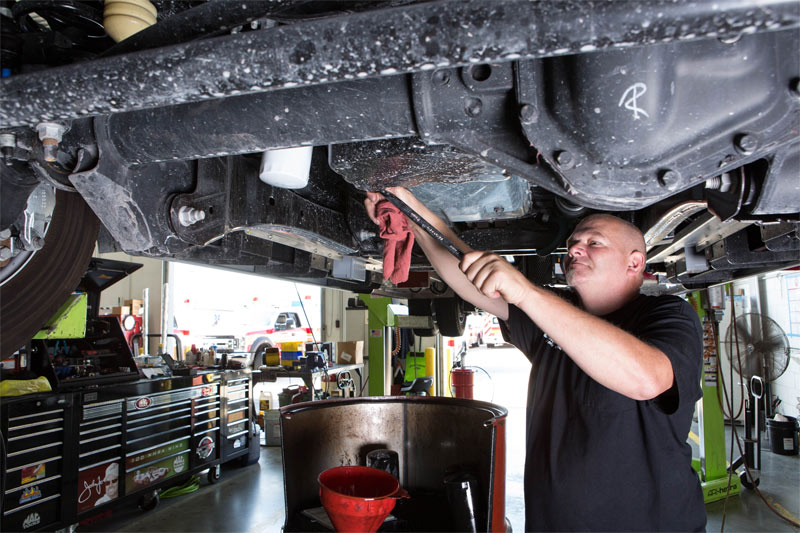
[111,306,130,316]
[124,299,143,315]
[264,410,281,446]
[336,341,363,364]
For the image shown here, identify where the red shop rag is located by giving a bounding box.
[375,199,414,284]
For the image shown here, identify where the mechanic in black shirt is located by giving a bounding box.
[365,187,706,532]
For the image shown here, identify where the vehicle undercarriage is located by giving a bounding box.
[1,0,799,355]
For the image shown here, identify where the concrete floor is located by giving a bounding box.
[83,346,799,532]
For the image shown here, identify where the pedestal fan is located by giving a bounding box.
[723,313,792,488]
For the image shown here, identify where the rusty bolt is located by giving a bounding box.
[36,122,66,163]
[0,133,15,156]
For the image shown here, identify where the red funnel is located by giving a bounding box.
[318,466,409,532]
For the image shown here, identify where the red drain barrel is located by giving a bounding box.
[451,368,476,399]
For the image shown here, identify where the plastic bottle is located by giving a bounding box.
[259,390,272,412]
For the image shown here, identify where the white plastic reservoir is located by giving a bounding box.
[259,146,313,189]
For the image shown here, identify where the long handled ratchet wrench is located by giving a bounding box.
[380,190,465,260]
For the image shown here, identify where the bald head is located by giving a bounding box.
[574,214,646,257]
[567,214,647,290]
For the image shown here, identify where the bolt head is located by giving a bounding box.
[433,70,450,85]
[555,150,575,169]
[177,206,206,227]
[36,122,66,142]
[520,104,538,124]
[0,133,15,148]
[464,97,483,117]
[735,133,758,155]
[658,169,680,190]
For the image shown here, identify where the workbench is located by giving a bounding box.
[255,363,365,398]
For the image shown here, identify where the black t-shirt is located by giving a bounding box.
[500,291,706,532]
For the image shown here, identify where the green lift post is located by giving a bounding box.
[687,290,741,503]
[360,294,392,396]
[359,295,437,396]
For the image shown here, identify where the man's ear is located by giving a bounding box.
[628,250,646,275]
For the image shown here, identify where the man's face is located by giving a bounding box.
[564,217,633,290]
[104,477,118,498]
[103,465,119,498]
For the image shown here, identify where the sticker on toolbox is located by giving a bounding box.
[77,461,119,513]
[196,435,215,459]
[126,386,214,412]
[228,410,246,423]
[126,452,189,491]
[22,512,40,530]
[125,439,189,469]
[21,463,45,484]
[19,485,41,505]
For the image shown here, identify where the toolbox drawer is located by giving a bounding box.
[79,442,123,469]
[227,406,248,424]
[193,398,220,424]
[5,456,64,491]
[2,492,61,532]
[127,402,192,427]
[7,395,70,418]
[191,429,220,467]
[82,399,123,422]
[226,389,248,402]
[194,417,221,435]
[7,414,64,450]
[222,430,249,458]
[80,401,125,469]
[79,431,123,458]
[3,475,62,517]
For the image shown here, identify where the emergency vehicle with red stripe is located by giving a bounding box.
[244,310,314,360]
[465,312,507,348]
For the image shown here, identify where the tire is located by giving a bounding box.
[0,191,99,357]
[434,297,466,337]
[252,341,272,368]
[408,299,438,337]
[139,491,160,511]
[739,470,760,490]
[207,465,221,483]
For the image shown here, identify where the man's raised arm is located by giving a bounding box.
[364,187,510,320]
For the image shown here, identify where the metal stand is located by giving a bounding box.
[730,376,763,489]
